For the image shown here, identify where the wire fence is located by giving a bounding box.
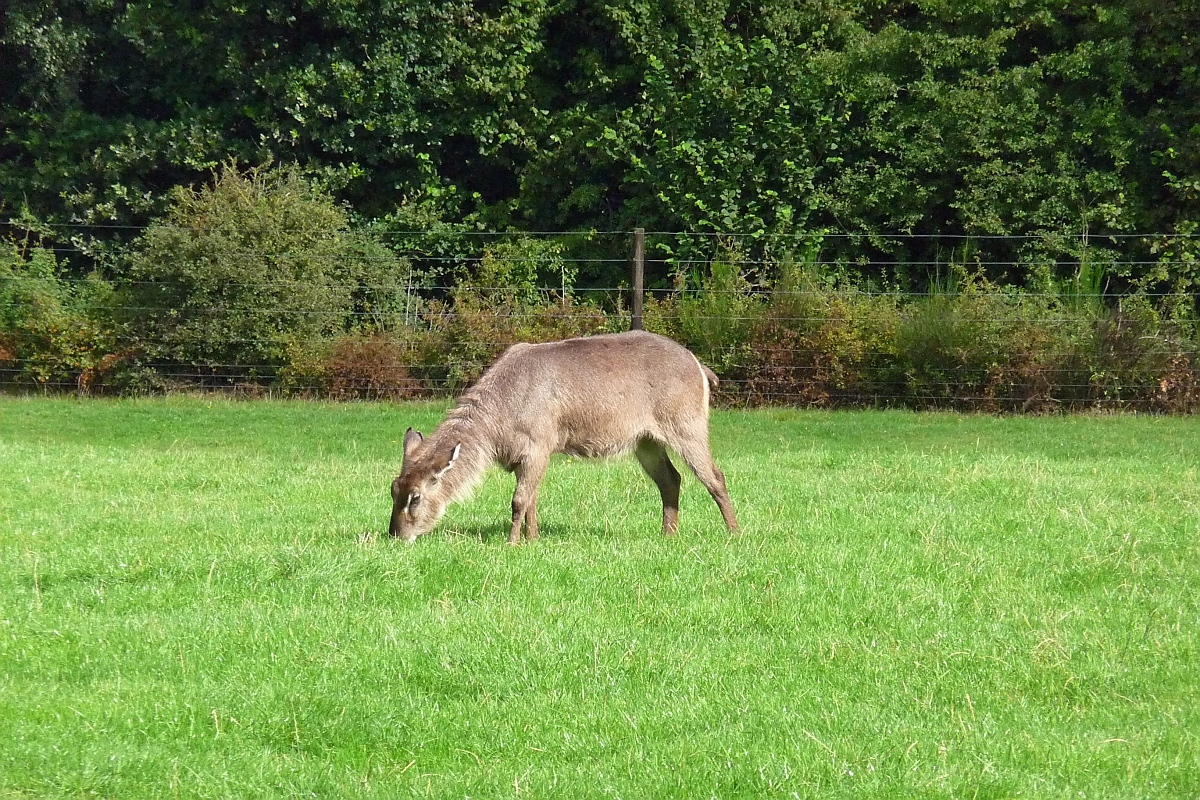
[2,227,1198,411]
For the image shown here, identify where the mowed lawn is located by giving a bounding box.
[0,397,1197,799]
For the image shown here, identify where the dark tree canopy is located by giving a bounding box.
[2,0,1199,281]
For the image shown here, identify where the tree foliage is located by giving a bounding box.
[2,0,1199,289]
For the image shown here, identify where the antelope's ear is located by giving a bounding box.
[402,428,424,462]
[433,442,462,481]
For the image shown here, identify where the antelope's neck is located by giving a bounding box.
[429,415,492,502]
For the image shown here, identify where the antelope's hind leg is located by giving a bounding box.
[671,430,740,533]
[635,438,683,534]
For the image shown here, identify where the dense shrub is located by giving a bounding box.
[893,285,1072,410]
[675,250,761,375]
[280,333,422,400]
[406,238,614,391]
[667,259,1198,412]
[742,263,901,406]
[418,292,612,392]
[1082,301,1199,412]
[119,163,413,384]
[0,241,119,392]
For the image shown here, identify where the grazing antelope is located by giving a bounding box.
[389,330,739,543]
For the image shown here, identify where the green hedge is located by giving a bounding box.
[4,254,1195,412]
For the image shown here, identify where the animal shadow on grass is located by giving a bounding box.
[353,520,635,546]
[440,520,623,544]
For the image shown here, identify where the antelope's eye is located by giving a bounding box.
[408,493,422,508]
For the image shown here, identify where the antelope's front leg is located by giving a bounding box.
[507,508,523,544]
[523,492,540,541]
[508,460,547,545]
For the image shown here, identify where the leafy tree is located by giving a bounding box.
[3,0,1200,294]
[120,162,410,378]
[1,0,555,229]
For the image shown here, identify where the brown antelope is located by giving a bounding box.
[388,330,739,543]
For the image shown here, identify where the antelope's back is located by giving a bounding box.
[480,331,710,457]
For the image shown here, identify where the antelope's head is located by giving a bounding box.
[389,428,461,542]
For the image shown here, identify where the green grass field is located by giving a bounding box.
[1,397,1197,798]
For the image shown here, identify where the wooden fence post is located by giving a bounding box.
[631,227,645,330]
